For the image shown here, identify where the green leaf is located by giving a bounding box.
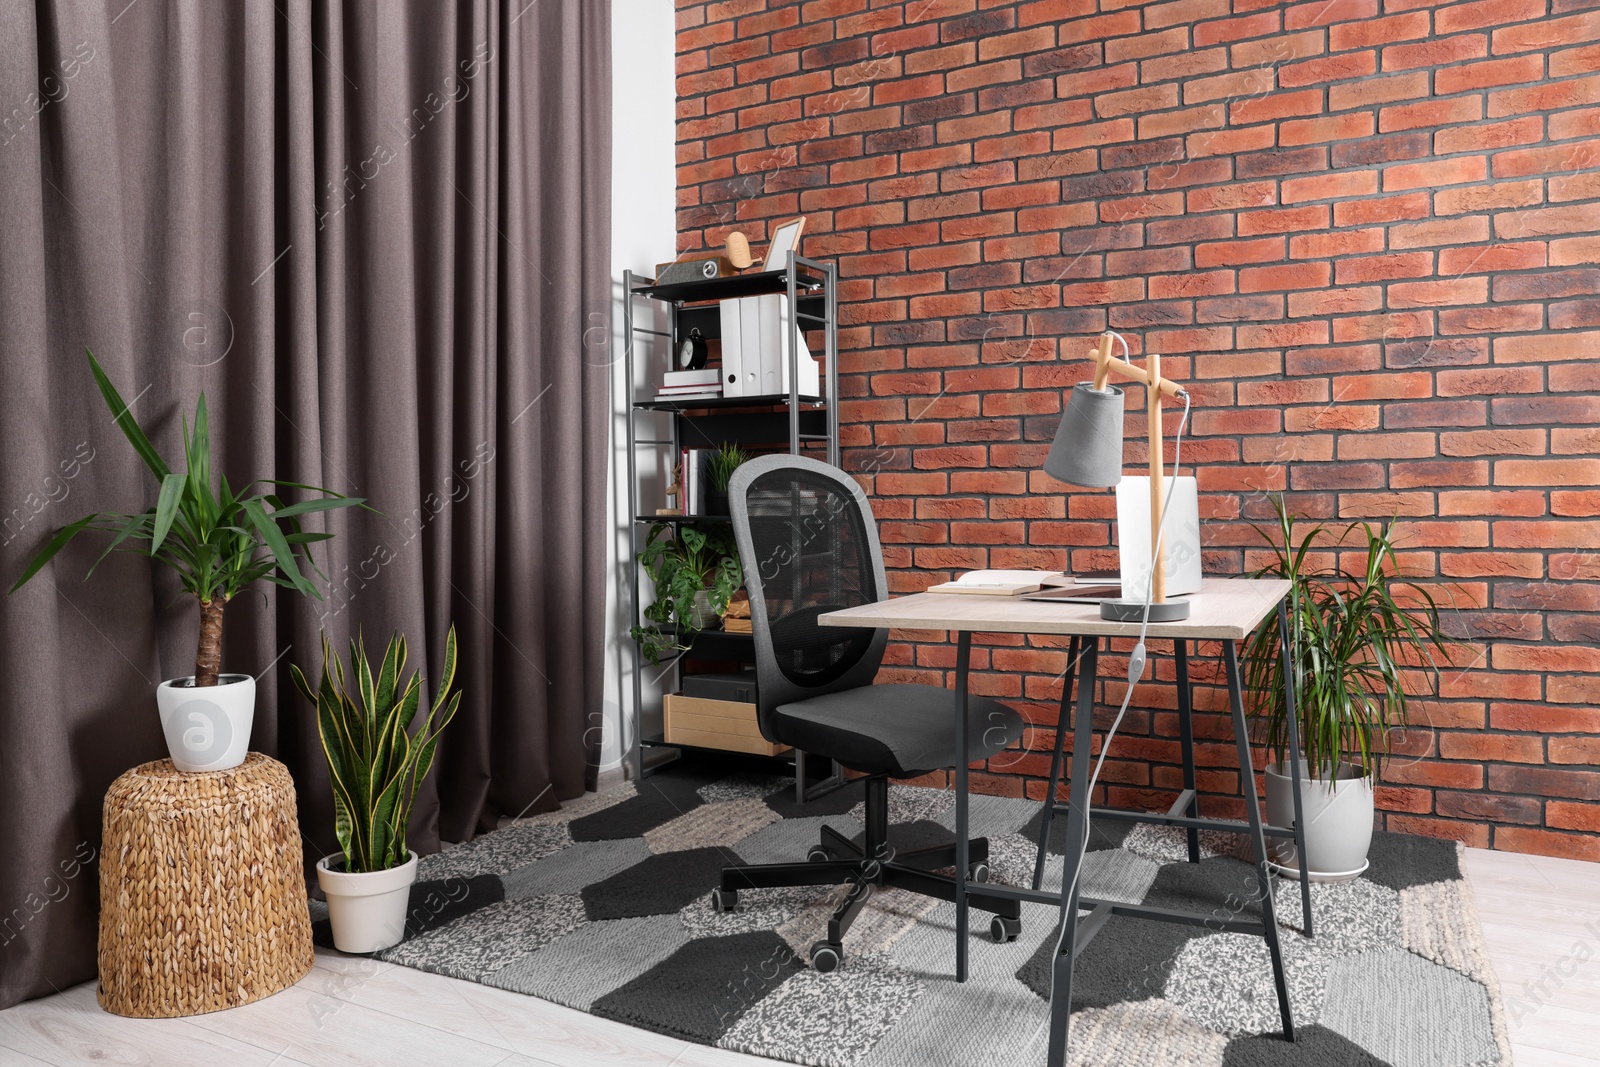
[375,631,402,715]
[9,514,101,593]
[432,625,458,711]
[85,347,169,480]
[288,662,317,705]
[150,472,188,554]
[189,394,212,505]
[261,495,366,520]
[241,498,315,596]
[86,511,157,578]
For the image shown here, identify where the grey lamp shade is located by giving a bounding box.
[1045,382,1125,488]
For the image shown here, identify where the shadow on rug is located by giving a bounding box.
[310,765,1511,1067]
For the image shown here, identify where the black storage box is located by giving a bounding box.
[682,669,759,704]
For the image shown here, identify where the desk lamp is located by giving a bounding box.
[1045,332,1192,622]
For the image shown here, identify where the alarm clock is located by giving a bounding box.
[677,328,708,370]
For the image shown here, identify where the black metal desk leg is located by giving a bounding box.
[953,630,972,983]
[1278,599,1314,937]
[1224,639,1296,1042]
[1046,638,1100,1067]
[1175,639,1200,864]
[1033,634,1081,891]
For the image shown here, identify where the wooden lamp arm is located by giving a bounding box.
[1088,334,1187,399]
[1085,332,1188,603]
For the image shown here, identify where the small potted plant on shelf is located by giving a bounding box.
[291,626,462,953]
[631,522,742,665]
[9,349,362,772]
[1241,494,1456,881]
[703,443,749,517]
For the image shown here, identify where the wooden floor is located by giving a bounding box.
[0,847,1594,1066]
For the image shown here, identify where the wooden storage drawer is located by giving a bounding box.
[663,693,789,757]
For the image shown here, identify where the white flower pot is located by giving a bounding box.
[316,851,418,954]
[155,674,255,772]
[1265,760,1375,881]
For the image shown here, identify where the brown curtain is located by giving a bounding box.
[0,0,610,1008]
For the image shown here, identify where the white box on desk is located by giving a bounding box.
[1116,476,1202,600]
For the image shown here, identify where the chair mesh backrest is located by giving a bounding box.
[740,465,883,693]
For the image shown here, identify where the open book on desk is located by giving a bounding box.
[925,570,1077,596]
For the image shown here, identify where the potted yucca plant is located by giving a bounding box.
[291,626,462,953]
[1242,495,1454,880]
[9,349,362,771]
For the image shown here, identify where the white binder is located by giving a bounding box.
[718,299,750,398]
[739,296,766,396]
[746,294,819,397]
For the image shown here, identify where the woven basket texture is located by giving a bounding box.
[98,752,313,1017]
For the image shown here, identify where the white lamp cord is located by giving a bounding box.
[1047,339,1191,994]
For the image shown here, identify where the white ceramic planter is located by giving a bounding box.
[1265,760,1375,882]
[155,674,255,772]
[316,852,418,954]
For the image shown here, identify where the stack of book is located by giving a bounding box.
[723,593,752,633]
[655,368,722,402]
[679,448,705,515]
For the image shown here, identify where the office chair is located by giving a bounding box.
[712,454,1026,973]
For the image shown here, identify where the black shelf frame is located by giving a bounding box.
[633,393,825,411]
[630,266,826,303]
[621,253,842,797]
[634,514,731,524]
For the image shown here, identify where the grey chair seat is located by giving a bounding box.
[773,683,1024,778]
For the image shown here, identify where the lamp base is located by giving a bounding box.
[1100,597,1190,622]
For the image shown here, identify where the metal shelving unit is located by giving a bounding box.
[622,253,843,798]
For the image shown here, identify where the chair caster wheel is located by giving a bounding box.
[807,845,831,863]
[810,941,842,973]
[711,888,738,913]
[968,861,990,884]
[990,916,1022,944]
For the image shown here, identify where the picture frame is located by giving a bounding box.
[762,217,807,271]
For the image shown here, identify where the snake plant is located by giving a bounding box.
[9,347,362,686]
[291,627,462,873]
[1241,494,1455,782]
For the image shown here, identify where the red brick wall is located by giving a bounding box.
[673,0,1600,860]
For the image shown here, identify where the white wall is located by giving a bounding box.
[602,0,676,784]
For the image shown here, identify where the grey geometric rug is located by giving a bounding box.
[310,764,1512,1066]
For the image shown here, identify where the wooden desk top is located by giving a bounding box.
[818,578,1291,641]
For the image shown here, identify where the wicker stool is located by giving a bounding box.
[98,752,314,1017]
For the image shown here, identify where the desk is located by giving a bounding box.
[820,577,1309,1066]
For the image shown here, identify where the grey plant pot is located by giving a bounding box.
[687,588,720,630]
[1264,760,1375,882]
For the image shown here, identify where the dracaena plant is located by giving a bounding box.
[1241,494,1457,782]
[9,348,362,686]
[290,627,462,874]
